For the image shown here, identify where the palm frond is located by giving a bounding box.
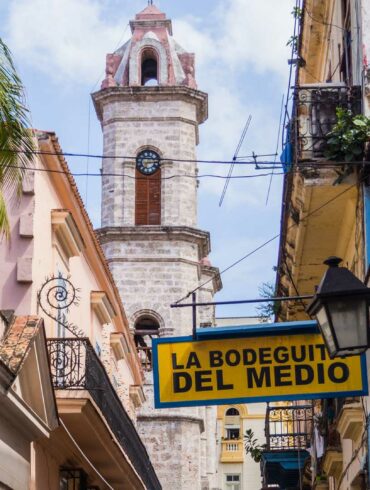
[0,190,10,241]
[0,38,35,238]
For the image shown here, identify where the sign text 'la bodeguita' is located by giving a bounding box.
[172,344,350,393]
[153,333,367,408]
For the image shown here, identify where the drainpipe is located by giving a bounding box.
[364,187,370,275]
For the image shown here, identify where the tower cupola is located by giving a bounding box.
[102,4,196,89]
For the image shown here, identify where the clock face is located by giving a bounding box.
[136,150,160,175]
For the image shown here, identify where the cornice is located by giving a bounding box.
[97,225,211,257]
[92,85,208,125]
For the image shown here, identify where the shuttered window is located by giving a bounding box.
[135,168,161,225]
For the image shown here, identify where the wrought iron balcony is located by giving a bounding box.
[294,84,361,160]
[265,403,313,451]
[47,338,161,490]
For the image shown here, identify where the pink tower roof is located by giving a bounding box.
[101,4,199,90]
[136,4,166,20]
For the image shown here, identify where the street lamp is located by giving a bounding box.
[307,256,370,358]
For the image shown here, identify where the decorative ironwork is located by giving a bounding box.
[265,404,313,451]
[47,338,161,490]
[38,274,83,337]
[137,345,153,371]
[48,338,88,389]
[294,84,361,159]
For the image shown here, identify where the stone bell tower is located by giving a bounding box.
[93,4,222,489]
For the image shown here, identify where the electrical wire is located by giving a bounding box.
[6,160,370,181]
[266,95,284,205]
[60,420,114,490]
[2,147,280,165]
[219,115,252,207]
[304,6,346,31]
[175,171,365,304]
[281,0,301,149]
[8,164,286,180]
[3,148,370,169]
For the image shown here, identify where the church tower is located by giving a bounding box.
[93,4,222,489]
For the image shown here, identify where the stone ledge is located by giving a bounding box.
[97,225,211,257]
[336,402,364,442]
[92,85,208,124]
[138,414,205,432]
[102,116,197,127]
[323,448,343,480]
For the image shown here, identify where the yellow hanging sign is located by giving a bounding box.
[152,333,367,408]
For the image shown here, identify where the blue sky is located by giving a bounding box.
[1,0,295,317]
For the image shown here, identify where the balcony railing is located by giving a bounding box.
[294,84,361,160]
[137,345,153,371]
[220,439,244,463]
[265,404,313,451]
[47,338,161,490]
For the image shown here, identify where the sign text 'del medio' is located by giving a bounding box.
[153,333,367,408]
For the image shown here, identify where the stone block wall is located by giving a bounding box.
[100,97,199,229]
[136,416,204,490]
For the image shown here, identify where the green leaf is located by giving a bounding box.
[353,118,367,127]
[0,38,35,239]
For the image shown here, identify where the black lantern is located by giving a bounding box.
[307,256,370,358]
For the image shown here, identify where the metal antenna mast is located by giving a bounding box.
[219,115,252,207]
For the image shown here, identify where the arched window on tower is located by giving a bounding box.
[135,149,161,225]
[134,316,160,371]
[141,48,158,86]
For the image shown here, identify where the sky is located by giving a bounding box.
[0,0,295,318]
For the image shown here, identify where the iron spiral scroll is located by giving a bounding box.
[37,273,83,338]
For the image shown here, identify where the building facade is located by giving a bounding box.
[0,132,160,488]
[93,4,221,489]
[214,317,265,490]
[269,0,370,489]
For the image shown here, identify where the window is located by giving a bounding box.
[135,168,161,225]
[226,408,239,416]
[60,469,87,490]
[226,428,240,440]
[225,474,240,490]
[141,48,158,86]
[134,316,160,371]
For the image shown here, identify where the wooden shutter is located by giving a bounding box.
[135,168,161,225]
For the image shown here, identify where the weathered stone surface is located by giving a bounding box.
[95,6,221,490]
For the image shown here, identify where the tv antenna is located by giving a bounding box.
[219,115,252,207]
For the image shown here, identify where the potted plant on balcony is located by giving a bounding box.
[244,429,266,463]
[325,108,370,162]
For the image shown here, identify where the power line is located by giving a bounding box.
[3,148,370,169]
[266,95,284,205]
[304,6,346,31]
[175,172,363,304]
[9,164,285,181]
[219,115,252,207]
[2,148,279,166]
[6,161,369,181]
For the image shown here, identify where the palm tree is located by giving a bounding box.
[0,38,34,239]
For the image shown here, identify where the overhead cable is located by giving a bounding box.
[175,173,364,304]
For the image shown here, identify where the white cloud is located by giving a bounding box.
[5,0,140,85]
[5,0,295,86]
[216,0,294,77]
